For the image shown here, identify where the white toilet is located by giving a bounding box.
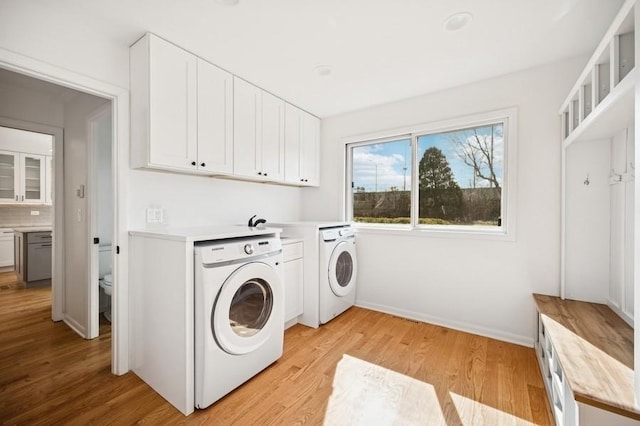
[99,273,113,322]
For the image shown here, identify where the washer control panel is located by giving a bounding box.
[198,235,282,265]
[321,225,354,242]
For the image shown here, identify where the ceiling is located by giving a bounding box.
[0,0,627,118]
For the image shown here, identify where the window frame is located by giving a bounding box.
[344,107,518,241]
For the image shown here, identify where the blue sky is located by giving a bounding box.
[352,124,503,192]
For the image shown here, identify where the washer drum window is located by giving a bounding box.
[228,278,273,337]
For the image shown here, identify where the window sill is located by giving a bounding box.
[352,223,516,242]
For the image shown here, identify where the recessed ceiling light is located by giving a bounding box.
[313,65,332,77]
[216,0,239,6]
[444,12,473,31]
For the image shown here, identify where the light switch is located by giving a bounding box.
[146,208,164,224]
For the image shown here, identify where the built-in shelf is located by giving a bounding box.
[562,67,635,147]
[560,0,636,146]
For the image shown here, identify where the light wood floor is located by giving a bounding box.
[0,273,552,425]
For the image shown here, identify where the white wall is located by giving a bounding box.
[128,170,302,229]
[304,57,586,345]
[0,84,64,128]
[0,2,129,90]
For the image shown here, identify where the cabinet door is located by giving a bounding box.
[20,153,45,203]
[283,257,304,323]
[233,77,262,178]
[300,111,320,187]
[197,59,233,174]
[260,92,285,181]
[0,150,19,202]
[284,104,303,184]
[15,233,23,281]
[148,35,198,171]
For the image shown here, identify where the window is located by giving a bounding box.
[346,109,516,237]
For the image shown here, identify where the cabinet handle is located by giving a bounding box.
[300,178,304,182]
[191,161,196,166]
[258,172,263,176]
[21,195,24,201]
[15,195,18,201]
[200,162,206,167]
[264,173,268,177]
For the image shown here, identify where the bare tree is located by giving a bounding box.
[450,125,502,194]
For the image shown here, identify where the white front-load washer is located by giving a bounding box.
[194,234,284,409]
[319,225,358,324]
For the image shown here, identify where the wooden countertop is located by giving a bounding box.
[533,294,638,420]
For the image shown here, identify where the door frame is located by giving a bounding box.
[0,48,131,375]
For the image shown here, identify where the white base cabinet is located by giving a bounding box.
[282,239,304,326]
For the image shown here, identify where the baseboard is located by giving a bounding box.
[63,315,87,339]
[355,300,534,348]
[607,299,634,327]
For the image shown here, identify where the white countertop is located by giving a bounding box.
[129,225,282,242]
[13,226,52,233]
[270,221,351,229]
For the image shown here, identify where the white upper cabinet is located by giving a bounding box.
[261,91,285,181]
[284,104,320,187]
[130,33,320,186]
[233,77,285,181]
[197,58,233,174]
[233,78,261,178]
[131,33,233,174]
[0,150,46,204]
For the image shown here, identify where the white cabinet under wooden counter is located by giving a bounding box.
[533,294,639,425]
[282,238,304,326]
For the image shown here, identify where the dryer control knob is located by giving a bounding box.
[244,244,254,255]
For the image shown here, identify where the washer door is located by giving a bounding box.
[213,262,281,355]
[328,240,357,297]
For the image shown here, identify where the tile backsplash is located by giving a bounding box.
[0,205,52,227]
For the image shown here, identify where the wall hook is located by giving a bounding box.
[583,174,590,186]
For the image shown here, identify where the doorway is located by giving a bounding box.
[0,52,129,374]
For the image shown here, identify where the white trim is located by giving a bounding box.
[355,300,534,348]
[0,116,64,321]
[0,47,130,375]
[63,314,87,338]
[344,107,518,241]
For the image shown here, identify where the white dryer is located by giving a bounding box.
[194,235,284,409]
[319,226,358,324]
[272,222,358,327]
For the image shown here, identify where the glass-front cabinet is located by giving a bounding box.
[0,150,46,204]
[0,151,19,202]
